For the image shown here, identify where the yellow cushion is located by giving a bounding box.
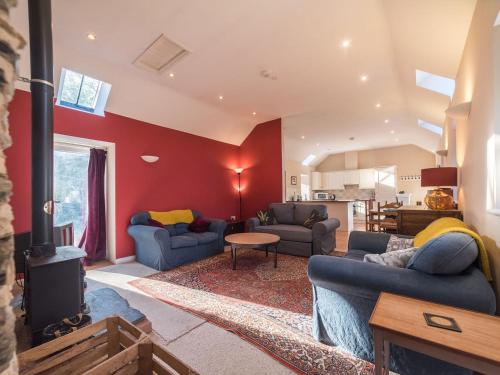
[149,210,194,226]
[414,217,493,281]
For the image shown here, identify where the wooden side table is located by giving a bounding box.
[369,293,500,375]
[396,207,463,235]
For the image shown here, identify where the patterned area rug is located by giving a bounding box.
[130,250,373,374]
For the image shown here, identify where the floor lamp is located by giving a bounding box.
[234,168,244,220]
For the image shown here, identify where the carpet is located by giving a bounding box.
[130,249,373,375]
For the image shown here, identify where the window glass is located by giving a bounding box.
[77,75,102,109]
[60,70,83,104]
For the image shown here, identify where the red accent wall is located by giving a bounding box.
[6,90,242,258]
[239,119,283,219]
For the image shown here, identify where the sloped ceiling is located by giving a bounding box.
[10,0,475,150]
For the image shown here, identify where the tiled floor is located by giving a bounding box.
[85,261,295,375]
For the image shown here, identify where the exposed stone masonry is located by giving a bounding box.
[0,1,24,374]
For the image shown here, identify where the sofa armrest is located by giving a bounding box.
[206,218,227,249]
[206,218,227,234]
[312,218,340,238]
[246,217,260,232]
[347,231,392,254]
[127,225,172,270]
[307,255,496,313]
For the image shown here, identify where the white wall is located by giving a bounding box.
[444,0,500,311]
[284,160,312,200]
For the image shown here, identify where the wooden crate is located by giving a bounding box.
[84,339,199,375]
[18,316,147,375]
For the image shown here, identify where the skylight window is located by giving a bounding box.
[418,119,443,136]
[57,68,111,116]
[415,69,455,97]
[302,154,316,166]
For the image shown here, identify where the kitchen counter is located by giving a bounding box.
[287,200,355,231]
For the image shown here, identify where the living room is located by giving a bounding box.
[1,0,500,374]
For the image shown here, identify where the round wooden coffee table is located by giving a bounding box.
[224,233,280,270]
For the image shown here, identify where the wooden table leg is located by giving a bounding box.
[265,245,268,257]
[383,340,390,375]
[373,329,383,375]
[274,243,278,268]
[231,244,236,270]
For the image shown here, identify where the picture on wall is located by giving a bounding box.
[291,176,297,185]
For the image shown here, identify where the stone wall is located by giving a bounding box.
[0,1,24,374]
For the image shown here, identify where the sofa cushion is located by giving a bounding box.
[175,223,190,235]
[255,224,312,242]
[184,232,218,245]
[407,232,478,275]
[294,204,327,226]
[171,235,198,249]
[364,247,417,268]
[386,235,414,252]
[164,225,177,236]
[345,249,369,261]
[269,203,295,224]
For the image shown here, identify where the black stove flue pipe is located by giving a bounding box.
[28,0,56,257]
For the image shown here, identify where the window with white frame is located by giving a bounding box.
[56,68,112,116]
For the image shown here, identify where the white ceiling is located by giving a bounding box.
[10,0,475,150]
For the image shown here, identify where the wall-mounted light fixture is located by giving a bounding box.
[234,168,244,219]
[141,155,159,163]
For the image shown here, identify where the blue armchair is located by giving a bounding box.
[308,231,496,375]
[127,210,227,271]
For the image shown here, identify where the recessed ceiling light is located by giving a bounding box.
[384,119,390,124]
[395,138,400,142]
[301,135,305,139]
[218,95,224,100]
[87,33,96,41]
[340,39,351,48]
[360,75,368,82]
[390,130,395,134]
[169,72,175,78]
[375,103,381,109]
[316,143,320,146]
[252,112,256,116]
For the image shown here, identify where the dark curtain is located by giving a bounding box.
[79,148,107,264]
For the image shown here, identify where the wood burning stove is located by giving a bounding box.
[23,0,86,345]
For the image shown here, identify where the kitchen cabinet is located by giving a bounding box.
[359,168,376,189]
[311,171,322,190]
[344,169,360,185]
[323,171,345,190]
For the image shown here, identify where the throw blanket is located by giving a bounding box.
[149,210,194,225]
[414,217,493,281]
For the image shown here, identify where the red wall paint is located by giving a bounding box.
[6,90,242,258]
[239,119,283,219]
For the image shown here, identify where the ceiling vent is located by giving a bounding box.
[133,34,189,73]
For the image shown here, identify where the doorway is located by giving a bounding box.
[53,134,117,262]
[54,143,90,245]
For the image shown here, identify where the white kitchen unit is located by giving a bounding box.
[343,169,360,185]
[323,171,345,190]
[311,171,322,190]
[359,168,376,189]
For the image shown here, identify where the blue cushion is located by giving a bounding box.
[184,232,218,245]
[171,235,197,249]
[164,225,176,236]
[407,232,478,275]
[175,223,190,235]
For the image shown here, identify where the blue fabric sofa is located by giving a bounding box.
[308,230,496,375]
[246,203,340,257]
[127,210,227,271]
